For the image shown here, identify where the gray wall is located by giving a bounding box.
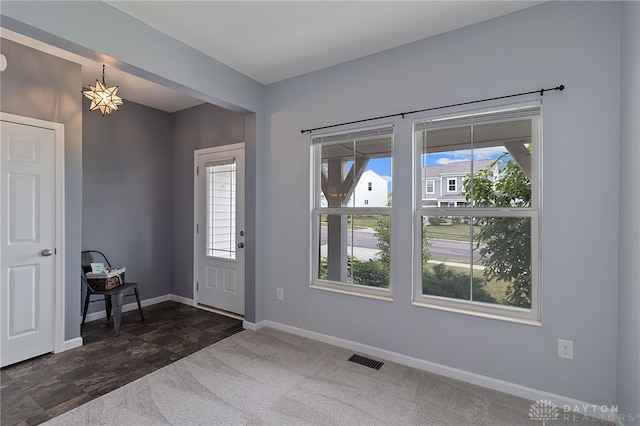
[0,1,263,114]
[264,2,623,405]
[2,0,266,333]
[244,113,260,323]
[171,104,245,299]
[0,38,83,341]
[3,0,637,413]
[83,100,253,318]
[82,99,173,313]
[618,2,640,423]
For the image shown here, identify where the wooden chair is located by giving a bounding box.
[81,250,144,336]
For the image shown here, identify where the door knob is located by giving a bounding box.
[41,249,53,257]
[237,242,244,248]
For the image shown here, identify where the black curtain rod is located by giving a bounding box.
[300,84,565,134]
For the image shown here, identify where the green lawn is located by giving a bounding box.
[424,223,481,242]
[424,262,509,304]
[320,215,382,230]
[320,217,480,237]
[484,279,510,304]
[320,214,513,305]
[350,215,381,229]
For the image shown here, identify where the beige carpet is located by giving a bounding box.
[44,328,612,425]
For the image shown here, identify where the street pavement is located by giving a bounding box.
[319,227,483,263]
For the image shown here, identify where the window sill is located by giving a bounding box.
[412,298,542,326]
[310,281,393,302]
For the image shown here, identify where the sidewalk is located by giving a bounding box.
[427,259,485,270]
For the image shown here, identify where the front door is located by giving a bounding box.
[195,144,245,316]
[1,119,56,367]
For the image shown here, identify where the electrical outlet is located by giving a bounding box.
[277,288,283,300]
[558,339,573,360]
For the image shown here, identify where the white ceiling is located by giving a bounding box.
[2,1,544,112]
[106,1,543,86]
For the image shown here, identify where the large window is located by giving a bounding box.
[414,104,541,323]
[311,125,393,298]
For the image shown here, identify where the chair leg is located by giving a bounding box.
[105,296,112,323]
[110,292,124,337]
[82,291,91,326]
[134,287,145,322]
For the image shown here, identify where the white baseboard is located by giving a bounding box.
[83,294,171,323]
[83,293,194,323]
[170,294,194,306]
[69,300,623,425]
[258,320,621,424]
[58,336,83,352]
[242,320,265,331]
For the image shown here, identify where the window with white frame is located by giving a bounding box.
[311,125,393,297]
[425,179,435,194]
[414,103,541,323]
[447,177,457,192]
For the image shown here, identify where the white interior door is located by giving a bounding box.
[1,120,56,367]
[195,144,245,316]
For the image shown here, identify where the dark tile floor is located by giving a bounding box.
[0,301,243,426]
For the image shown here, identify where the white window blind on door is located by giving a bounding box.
[206,158,236,259]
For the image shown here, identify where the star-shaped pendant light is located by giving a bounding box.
[82,65,123,116]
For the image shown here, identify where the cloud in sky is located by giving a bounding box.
[431,146,509,165]
[474,146,509,159]
[435,157,464,165]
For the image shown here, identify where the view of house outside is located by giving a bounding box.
[318,138,532,309]
[316,110,537,313]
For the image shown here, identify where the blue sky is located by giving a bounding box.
[368,158,392,179]
[365,147,510,179]
[426,147,509,167]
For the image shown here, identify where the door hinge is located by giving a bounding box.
[197,166,199,175]
[196,224,199,233]
[196,282,199,292]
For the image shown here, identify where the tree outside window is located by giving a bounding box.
[414,104,540,322]
[312,126,393,296]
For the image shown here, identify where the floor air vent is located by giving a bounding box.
[348,354,384,370]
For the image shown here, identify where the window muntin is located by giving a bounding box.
[414,104,540,322]
[312,125,393,296]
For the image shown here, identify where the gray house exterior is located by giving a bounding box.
[421,160,494,207]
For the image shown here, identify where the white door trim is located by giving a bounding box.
[0,112,66,354]
[193,143,245,312]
